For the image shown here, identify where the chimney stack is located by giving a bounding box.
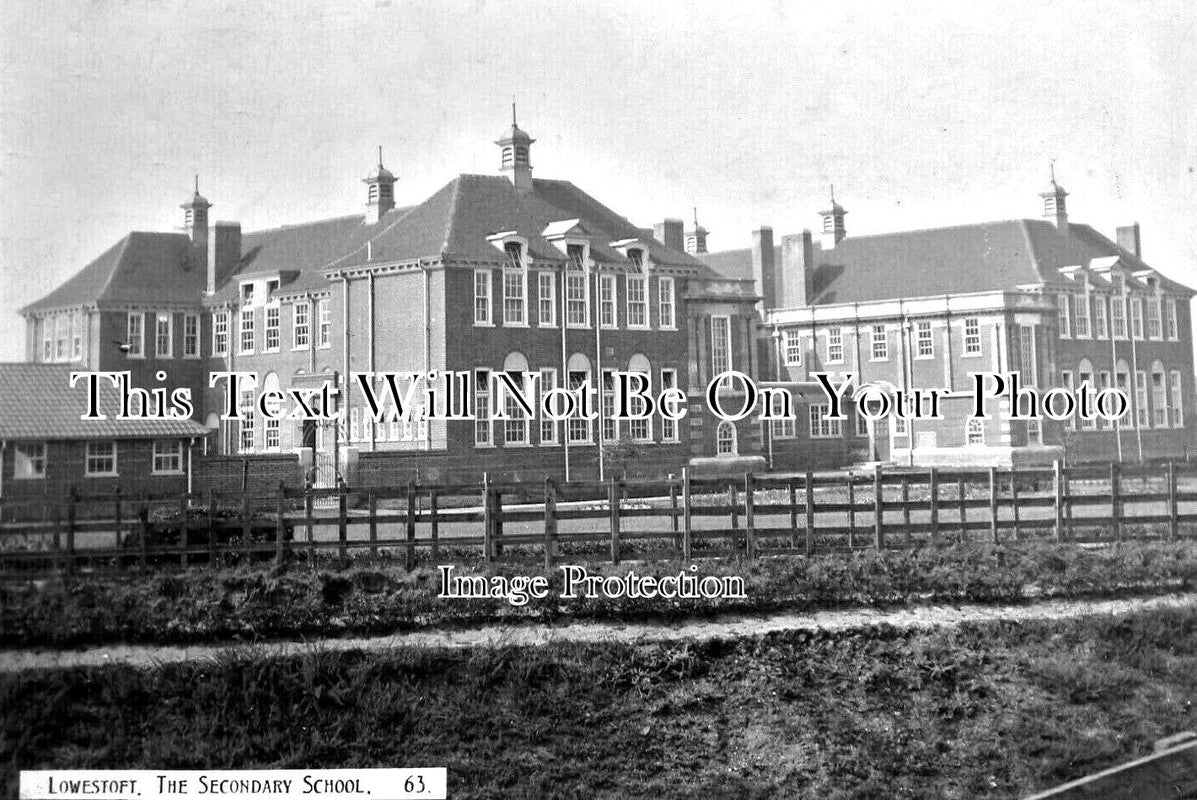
[751,226,776,316]
[1116,223,1141,260]
[781,230,815,307]
[207,221,242,295]
[654,218,685,252]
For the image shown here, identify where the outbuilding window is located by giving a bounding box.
[14,443,47,479]
[152,440,183,474]
[85,442,117,476]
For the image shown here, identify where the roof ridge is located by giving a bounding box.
[317,199,426,274]
[440,176,465,256]
[243,212,368,237]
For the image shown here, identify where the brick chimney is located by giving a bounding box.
[780,230,815,307]
[654,218,685,252]
[1116,223,1141,259]
[751,226,776,316]
[207,221,242,295]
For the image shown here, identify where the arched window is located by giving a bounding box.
[627,354,652,442]
[716,421,737,456]
[965,418,985,446]
[1151,360,1169,428]
[502,352,530,445]
[1078,358,1096,430]
[566,353,592,443]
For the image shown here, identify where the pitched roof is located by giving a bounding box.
[0,363,209,440]
[21,232,200,314]
[700,218,1193,306]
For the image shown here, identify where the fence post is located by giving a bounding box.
[303,486,314,563]
[430,489,440,560]
[608,477,621,565]
[744,472,756,559]
[929,468,939,543]
[405,479,417,570]
[276,481,286,565]
[178,492,189,568]
[368,491,378,560]
[788,478,798,550]
[873,464,884,551]
[1010,467,1021,542]
[337,484,348,567]
[804,471,815,556]
[241,492,252,560]
[729,483,739,531]
[846,473,856,550]
[544,477,557,570]
[482,472,493,563]
[988,467,999,544]
[138,499,149,575]
[901,477,911,547]
[669,479,680,537]
[66,486,77,576]
[1110,461,1122,543]
[1168,460,1178,541]
[114,487,123,550]
[958,477,967,541]
[1053,460,1065,543]
[681,467,692,560]
[206,490,217,567]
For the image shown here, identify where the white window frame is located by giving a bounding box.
[915,321,934,358]
[784,331,802,366]
[658,276,676,330]
[599,274,617,329]
[317,298,332,348]
[1165,298,1179,340]
[711,315,733,388]
[155,312,173,358]
[473,270,492,326]
[71,312,82,361]
[85,441,117,477]
[809,404,842,438]
[1147,297,1163,340]
[1061,370,1075,430]
[870,324,888,361]
[41,318,52,361]
[265,417,281,450]
[626,273,648,329]
[13,443,47,479]
[826,327,843,364]
[660,368,679,442]
[1057,294,1071,338]
[239,389,255,452]
[1092,296,1108,339]
[567,369,593,443]
[293,301,310,350]
[1151,367,1169,428]
[151,440,184,475]
[539,368,558,445]
[1111,294,1127,339]
[502,269,527,326]
[182,313,199,358]
[566,271,590,328]
[126,312,144,358]
[1135,370,1149,428]
[716,420,737,455]
[213,311,229,356]
[474,369,493,447]
[55,315,68,361]
[1130,297,1144,340]
[1170,370,1185,428]
[239,308,255,354]
[1073,294,1090,338]
[1018,325,1037,386]
[264,304,281,352]
[538,272,556,327]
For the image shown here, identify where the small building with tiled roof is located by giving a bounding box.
[0,363,209,506]
[22,117,763,485]
[699,176,1197,467]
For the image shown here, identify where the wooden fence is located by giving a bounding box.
[1,460,1195,578]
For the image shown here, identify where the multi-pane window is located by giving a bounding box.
[601,370,618,442]
[239,308,254,353]
[474,370,492,446]
[155,313,172,357]
[265,306,280,350]
[503,270,526,325]
[628,372,651,443]
[1079,364,1096,430]
[965,419,985,446]
[1018,325,1037,385]
[658,277,675,329]
[566,272,589,327]
[809,405,842,438]
[213,311,229,356]
[1073,294,1090,337]
[265,418,280,449]
[1098,372,1112,429]
[826,327,843,364]
[1130,298,1144,340]
[599,274,616,328]
[241,283,255,305]
[1170,370,1185,427]
[70,313,81,360]
[711,316,732,386]
[1148,298,1162,339]
[1092,296,1108,339]
[567,370,592,442]
[293,301,310,349]
[13,443,46,479]
[183,313,199,357]
[126,313,143,357]
[1135,371,1149,428]
[1165,299,1179,340]
[626,274,647,328]
[1152,367,1168,427]
[41,320,51,361]
[1111,294,1127,338]
[538,273,556,326]
[85,441,117,476]
[784,331,802,366]
[1061,370,1075,430]
[1057,294,1071,338]
[660,369,679,442]
[963,317,981,354]
[871,325,888,360]
[915,321,933,358]
[855,410,869,437]
[474,270,492,325]
[152,440,183,474]
[539,369,557,444]
[769,390,795,439]
[716,421,737,455]
[239,389,255,451]
[318,299,331,347]
[503,373,529,445]
[50,316,65,361]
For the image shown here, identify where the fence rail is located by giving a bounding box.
[2,460,1196,578]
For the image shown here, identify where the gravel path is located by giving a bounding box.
[2,592,1194,674]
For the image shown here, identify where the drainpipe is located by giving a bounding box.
[561,262,570,481]
[339,273,350,483]
[423,264,431,451]
[594,265,605,482]
[368,271,376,452]
[1130,318,1144,463]
[0,440,6,503]
[1110,320,1123,462]
[187,437,194,495]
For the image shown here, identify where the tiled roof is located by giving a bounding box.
[0,363,209,440]
[21,232,200,314]
[700,219,1194,306]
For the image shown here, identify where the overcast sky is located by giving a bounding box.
[1,0,1195,361]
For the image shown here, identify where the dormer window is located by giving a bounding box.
[566,244,586,270]
[241,283,255,305]
[504,241,524,269]
[627,248,644,269]
[266,279,280,301]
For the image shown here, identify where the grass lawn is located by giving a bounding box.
[2,606,1195,799]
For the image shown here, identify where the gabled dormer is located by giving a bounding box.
[543,219,592,270]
